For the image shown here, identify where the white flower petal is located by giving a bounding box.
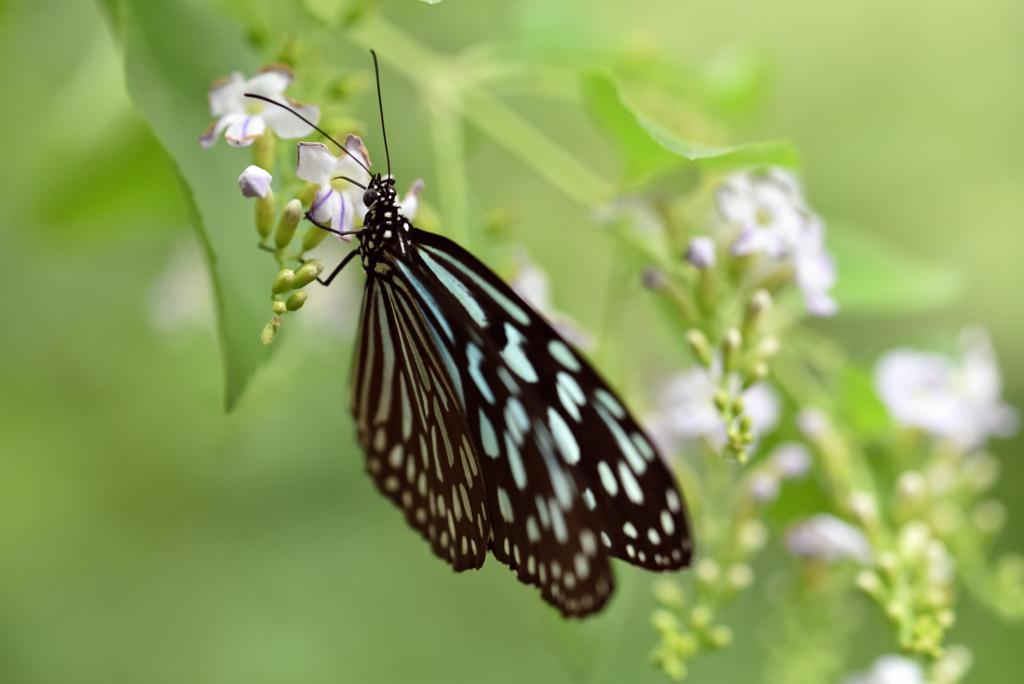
[198,113,239,148]
[208,71,246,117]
[261,96,320,139]
[786,514,872,564]
[296,142,339,186]
[245,64,294,98]
[843,655,930,684]
[400,179,425,220]
[224,115,267,147]
[749,471,780,503]
[238,165,272,198]
[338,134,371,178]
[770,442,812,480]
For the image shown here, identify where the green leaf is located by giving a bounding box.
[420,0,442,4]
[827,221,964,315]
[583,71,799,184]
[105,0,274,409]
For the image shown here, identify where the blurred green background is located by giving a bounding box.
[1,0,1022,682]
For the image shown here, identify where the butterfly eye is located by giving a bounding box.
[363,188,378,206]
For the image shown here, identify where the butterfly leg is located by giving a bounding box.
[304,212,366,240]
[318,248,359,287]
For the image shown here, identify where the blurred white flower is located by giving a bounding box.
[296,137,372,240]
[794,217,839,316]
[796,406,831,440]
[769,442,813,480]
[238,165,272,198]
[843,655,932,684]
[685,236,717,269]
[786,513,872,564]
[508,252,594,350]
[875,326,1019,449]
[748,471,781,503]
[717,168,806,258]
[646,363,780,454]
[716,168,838,317]
[199,64,319,147]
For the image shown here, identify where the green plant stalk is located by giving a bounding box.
[348,15,613,207]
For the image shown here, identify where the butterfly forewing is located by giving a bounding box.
[350,278,490,571]
[375,228,693,616]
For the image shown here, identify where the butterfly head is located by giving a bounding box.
[362,174,399,214]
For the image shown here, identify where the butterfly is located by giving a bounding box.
[248,52,693,617]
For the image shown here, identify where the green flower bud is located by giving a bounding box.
[274,199,303,249]
[272,269,295,294]
[713,390,729,412]
[723,328,742,372]
[261,322,277,345]
[755,336,780,359]
[253,128,276,172]
[651,609,680,633]
[689,605,713,629]
[742,361,769,388]
[293,259,324,288]
[739,415,753,432]
[727,563,754,590]
[686,328,713,367]
[878,551,900,577]
[296,181,319,207]
[739,520,768,553]
[255,186,276,238]
[897,470,928,504]
[743,289,772,340]
[695,559,720,587]
[653,578,686,610]
[707,625,732,649]
[303,224,330,251]
[899,520,931,561]
[668,631,698,657]
[273,301,287,315]
[856,570,884,599]
[260,316,282,345]
[286,291,308,311]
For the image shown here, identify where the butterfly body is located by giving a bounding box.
[348,173,693,617]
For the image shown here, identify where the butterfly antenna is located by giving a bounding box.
[370,50,392,179]
[243,93,371,175]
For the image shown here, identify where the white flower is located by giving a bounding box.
[794,217,839,316]
[769,442,813,480]
[786,513,872,564]
[718,168,807,258]
[843,655,931,684]
[646,363,780,454]
[508,252,593,350]
[295,137,372,240]
[875,326,1019,449]
[716,168,838,317]
[685,236,717,269]
[748,471,780,503]
[238,165,272,198]
[199,64,319,147]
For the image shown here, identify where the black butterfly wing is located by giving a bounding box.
[389,229,693,616]
[349,277,490,571]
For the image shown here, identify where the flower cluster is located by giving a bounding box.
[203,66,423,343]
[716,168,838,316]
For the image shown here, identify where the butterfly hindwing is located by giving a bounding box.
[379,228,692,616]
[350,278,490,571]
